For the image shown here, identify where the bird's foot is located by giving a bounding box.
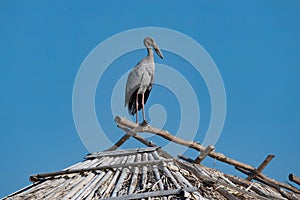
[140,120,148,126]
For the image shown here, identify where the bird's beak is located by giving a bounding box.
[154,47,164,59]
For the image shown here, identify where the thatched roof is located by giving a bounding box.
[3,147,299,200]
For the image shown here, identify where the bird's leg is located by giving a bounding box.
[135,92,139,124]
[141,93,148,125]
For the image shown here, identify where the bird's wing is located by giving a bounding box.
[125,66,143,107]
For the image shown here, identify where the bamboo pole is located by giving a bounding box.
[114,116,300,194]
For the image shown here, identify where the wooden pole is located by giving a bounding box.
[101,187,198,200]
[114,116,300,194]
[116,124,158,147]
[236,167,300,194]
[30,159,172,182]
[289,174,300,186]
[194,145,215,164]
[105,134,131,151]
[175,160,270,200]
[177,154,195,163]
[115,116,255,171]
[246,155,274,181]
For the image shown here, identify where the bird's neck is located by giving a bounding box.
[147,47,154,58]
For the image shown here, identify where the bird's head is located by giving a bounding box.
[144,37,164,59]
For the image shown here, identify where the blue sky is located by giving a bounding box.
[1,0,300,197]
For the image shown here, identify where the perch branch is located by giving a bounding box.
[115,116,255,171]
[114,116,300,194]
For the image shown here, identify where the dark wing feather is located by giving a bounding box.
[128,87,152,116]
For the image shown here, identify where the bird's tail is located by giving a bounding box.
[127,89,151,116]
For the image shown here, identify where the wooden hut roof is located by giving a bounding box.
[3,147,299,200]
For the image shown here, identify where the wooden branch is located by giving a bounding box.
[194,145,215,164]
[101,187,198,200]
[236,167,300,194]
[117,124,158,148]
[289,174,300,186]
[224,174,278,199]
[114,116,300,194]
[177,154,194,163]
[115,116,255,171]
[30,159,172,182]
[246,155,274,181]
[213,184,240,200]
[105,121,147,151]
[175,160,270,200]
[105,133,131,151]
[116,124,172,159]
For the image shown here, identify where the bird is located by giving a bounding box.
[125,37,164,124]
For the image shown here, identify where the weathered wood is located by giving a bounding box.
[111,155,136,197]
[194,145,215,164]
[116,124,158,148]
[289,174,300,186]
[103,156,128,198]
[141,153,148,191]
[76,157,114,200]
[133,135,157,147]
[224,174,273,198]
[175,160,270,200]
[62,173,96,200]
[4,182,42,199]
[83,171,107,200]
[86,147,158,159]
[148,155,168,200]
[236,167,300,194]
[246,155,274,181]
[100,187,198,200]
[214,185,240,200]
[224,174,286,200]
[30,159,172,182]
[105,121,149,151]
[115,116,255,172]
[115,116,300,194]
[95,155,123,197]
[152,151,181,189]
[178,154,194,163]
[148,153,164,191]
[128,154,141,194]
[105,134,131,151]
[278,188,300,200]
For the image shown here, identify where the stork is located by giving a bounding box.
[125,37,164,124]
